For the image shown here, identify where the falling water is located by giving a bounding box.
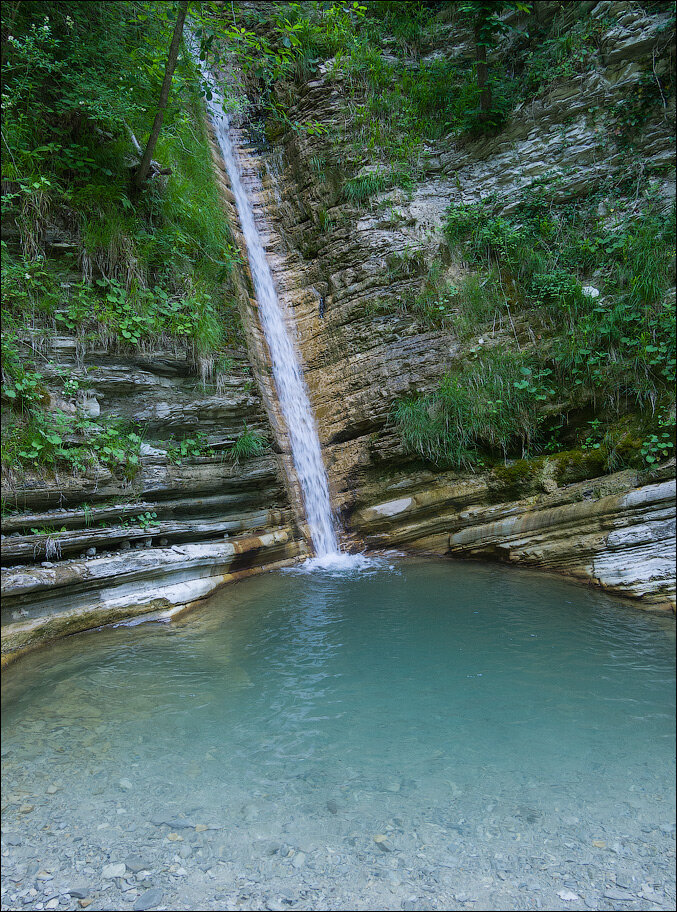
[199,64,339,558]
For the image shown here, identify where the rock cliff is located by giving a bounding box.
[2,1,675,665]
[229,0,676,609]
[1,247,306,665]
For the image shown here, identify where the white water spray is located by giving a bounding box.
[199,64,339,559]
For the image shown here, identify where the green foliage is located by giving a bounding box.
[608,69,673,149]
[447,270,508,335]
[386,247,427,279]
[233,0,524,193]
[459,2,532,48]
[1,363,47,412]
[2,2,242,360]
[397,180,674,471]
[640,411,675,465]
[0,3,243,480]
[343,166,414,202]
[132,511,159,531]
[394,348,553,468]
[343,170,388,201]
[1,408,141,476]
[228,425,266,463]
[443,189,676,414]
[581,418,604,452]
[166,432,211,464]
[518,11,604,98]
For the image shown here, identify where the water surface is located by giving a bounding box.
[2,559,675,911]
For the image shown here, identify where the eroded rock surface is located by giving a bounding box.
[229,0,676,610]
[1,336,305,661]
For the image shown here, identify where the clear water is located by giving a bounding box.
[197,60,339,559]
[2,560,675,911]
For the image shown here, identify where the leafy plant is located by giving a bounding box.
[134,511,159,531]
[394,348,553,468]
[640,411,675,465]
[229,425,266,463]
[166,433,211,464]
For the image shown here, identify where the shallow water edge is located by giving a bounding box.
[2,557,675,912]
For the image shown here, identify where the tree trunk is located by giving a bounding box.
[476,39,492,121]
[134,0,190,189]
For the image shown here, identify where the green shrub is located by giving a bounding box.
[394,349,553,468]
[443,194,676,414]
[229,425,266,463]
[1,409,141,477]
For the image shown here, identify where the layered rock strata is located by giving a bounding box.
[1,290,306,663]
[1,530,303,666]
[234,0,676,609]
[353,464,675,610]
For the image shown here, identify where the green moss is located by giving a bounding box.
[490,457,546,499]
[552,448,607,485]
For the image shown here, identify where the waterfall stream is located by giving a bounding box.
[199,64,340,559]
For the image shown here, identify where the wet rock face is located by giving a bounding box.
[1,530,306,665]
[1,338,304,661]
[237,1,675,609]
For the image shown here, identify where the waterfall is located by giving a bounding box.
[198,64,340,559]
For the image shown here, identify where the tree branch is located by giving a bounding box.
[134,1,190,189]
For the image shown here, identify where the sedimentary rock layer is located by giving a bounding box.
[1,528,306,666]
[235,0,676,608]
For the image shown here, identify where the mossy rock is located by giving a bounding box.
[489,456,546,500]
[265,119,286,143]
[552,448,607,485]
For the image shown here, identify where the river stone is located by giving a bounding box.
[133,887,164,911]
[150,816,194,829]
[66,886,90,899]
[124,855,152,873]
[102,863,126,879]
[604,887,637,901]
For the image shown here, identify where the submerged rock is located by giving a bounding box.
[133,888,164,911]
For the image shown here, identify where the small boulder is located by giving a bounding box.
[102,862,126,879]
[133,887,164,911]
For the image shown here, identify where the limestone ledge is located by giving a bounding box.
[3,454,284,511]
[352,472,675,611]
[1,528,307,665]
[1,508,292,564]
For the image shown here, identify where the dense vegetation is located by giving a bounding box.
[1,0,675,482]
[230,0,675,473]
[1,1,251,477]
